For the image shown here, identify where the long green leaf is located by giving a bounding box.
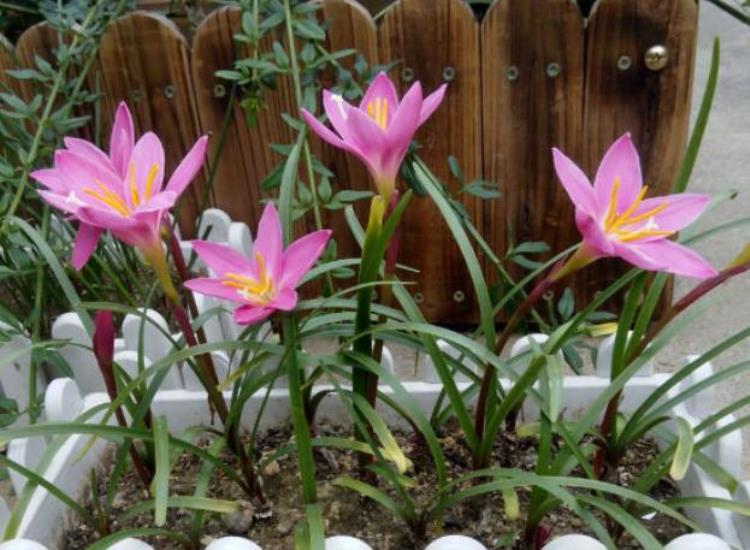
[152,416,170,526]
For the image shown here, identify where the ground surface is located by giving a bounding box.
[662,4,750,474]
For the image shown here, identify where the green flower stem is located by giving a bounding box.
[281,314,318,505]
[149,242,263,500]
[352,196,386,441]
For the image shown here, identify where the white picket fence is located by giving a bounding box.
[1,208,749,548]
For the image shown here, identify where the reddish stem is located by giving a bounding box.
[93,311,153,490]
[596,260,750,476]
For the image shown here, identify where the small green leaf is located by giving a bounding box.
[670,417,694,481]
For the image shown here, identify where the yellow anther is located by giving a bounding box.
[82,182,131,217]
[221,252,275,305]
[602,179,673,244]
[367,97,388,130]
[143,163,159,200]
[128,162,139,206]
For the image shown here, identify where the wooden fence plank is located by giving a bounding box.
[191,6,298,232]
[98,11,204,234]
[0,33,19,96]
[317,0,379,258]
[378,0,482,322]
[14,22,58,103]
[582,0,698,296]
[481,0,585,303]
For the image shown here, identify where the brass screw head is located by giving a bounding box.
[644,45,669,71]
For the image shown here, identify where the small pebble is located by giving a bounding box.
[263,460,280,476]
[222,500,254,534]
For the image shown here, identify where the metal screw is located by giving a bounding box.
[414,292,424,304]
[164,84,177,99]
[213,83,226,98]
[442,66,456,82]
[131,89,143,103]
[453,290,465,303]
[644,44,668,71]
[506,65,519,82]
[400,67,415,83]
[545,62,561,78]
[543,290,555,301]
[617,55,632,71]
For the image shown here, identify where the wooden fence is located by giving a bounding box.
[0,0,698,323]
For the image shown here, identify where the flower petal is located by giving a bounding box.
[134,190,177,214]
[190,239,254,277]
[419,83,447,126]
[382,81,422,173]
[552,148,597,216]
[323,90,357,142]
[110,101,135,176]
[126,132,165,205]
[359,72,400,124]
[301,108,349,150]
[71,223,102,270]
[64,137,114,172]
[280,229,332,288]
[269,287,298,311]
[165,136,208,197]
[31,169,67,193]
[632,193,710,233]
[576,210,614,256]
[593,133,643,214]
[613,239,717,278]
[55,149,122,192]
[234,304,274,325]
[37,189,81,215]
[184,277,245,303]
[254,203,283,280]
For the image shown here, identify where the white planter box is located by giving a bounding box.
[0,333,746,549]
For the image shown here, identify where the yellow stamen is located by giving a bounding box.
[367,97,388,130]
[143,163,159,201]
[128,162,139,207]
[221,252,275,304]
[82,182,131,216]
[602,179,674,244]
[603,178,621,229]
[615,228,674,243]
[607,185,648,232]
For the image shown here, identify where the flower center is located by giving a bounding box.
[128,161,160,207]
[602,178,673,243]
[221,252,276,305]
[80,162,160,217]
[82,181,132,216]
[367,97,389,130]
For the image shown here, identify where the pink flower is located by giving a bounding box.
[31,102,208,269]
[552,133,716,279]
[300,72,446,200]
[185,203,331,325]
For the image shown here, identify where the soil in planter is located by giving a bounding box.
[62,423,689,549]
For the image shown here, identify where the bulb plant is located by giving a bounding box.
[3,4,750,549]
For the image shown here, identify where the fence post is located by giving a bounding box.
[378,0,483,322]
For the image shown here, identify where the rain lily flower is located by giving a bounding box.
[300,72,446,201]
[31,102,208,270]
[185,203,331,325]
[552,133,716,279]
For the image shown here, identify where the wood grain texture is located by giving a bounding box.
[191,6,297,231]
[98,11,204,234]
[582,0,698,298]
[14,22,59,102]
[0,33,19,97]
[481,0,585,295]
[378,0,482,322]
[318,0,379,258]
